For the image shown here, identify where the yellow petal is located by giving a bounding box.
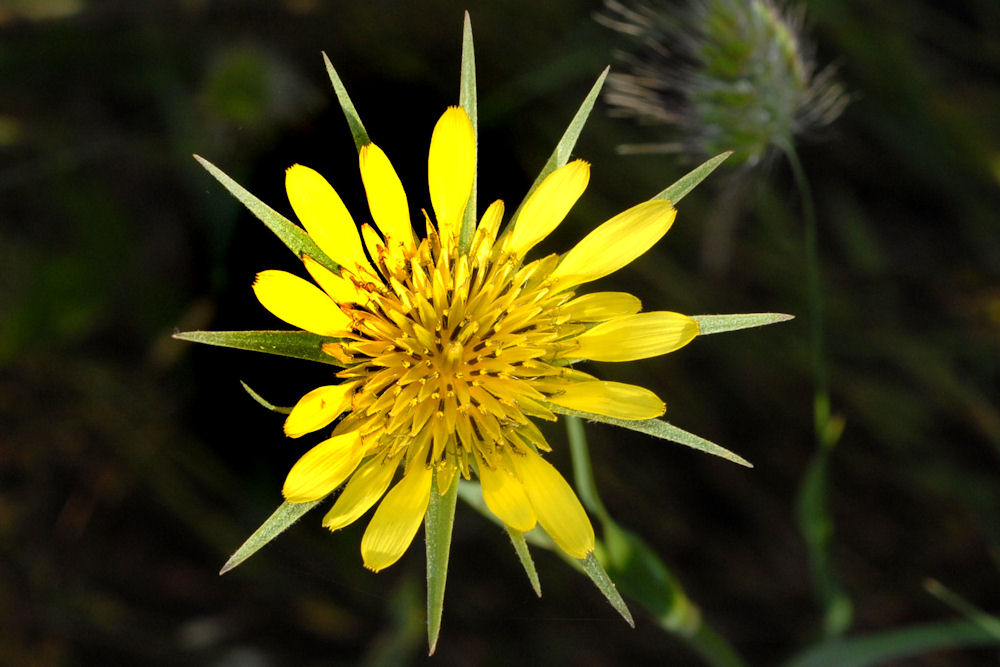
[562,292,642,322]
[504,160,590,257]
[252,269,351,336]
[547,380,665,419]
[361,462,433,571]
[567,311,699,362]
[428,106,475,242]
[322,456,397,531]
[282,431,363,502]
[478,456,537,532]
[285,164,372,274]
[472,199,504,265]
[284,382,358,438]
[550,200,677,289]
[302,255,370,306]
[359,143,414,250]
[507,448,594,558]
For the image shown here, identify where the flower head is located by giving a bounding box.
[256,105,699,571]
[599,0,847,166]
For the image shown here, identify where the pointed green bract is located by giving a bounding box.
[193,155,338,273]
[652,151,732,204]
[505,527,542,597]
[693,312,794,335]
[323,52,370,151]
[240,380,293,414]
[580,552,634,627]
[547,404,752,467]
[173,330,346,366]
[424,473,459,655]
[220,499,323,574]
[457,12,479,254]
[506,67,610,232]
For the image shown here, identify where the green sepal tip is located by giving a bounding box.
[173,330,347,366]
[220,499,323,574]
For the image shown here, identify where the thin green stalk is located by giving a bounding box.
[781,141,828,441]
[782,141,852,637]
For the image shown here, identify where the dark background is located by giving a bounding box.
[2,0,998,664]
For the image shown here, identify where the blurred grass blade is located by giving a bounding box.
[323,52,370,151]
[547,404,752,467]
[240,380,292,414]
[580,552,634,627]
[458,12,478,254]
[505,527,542,597]
[784,619,1000,667]
[193,155,338,272]
[652,151,732,204]
[220,499,322,574]
[925,579,1000,638]
[694,313,795,335]
[173,330,346,366]
[507,67,609,231]
[424,472,459,655]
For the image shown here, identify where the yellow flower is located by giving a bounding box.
[253,105,699,572]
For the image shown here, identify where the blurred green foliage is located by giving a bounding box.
[1,0,998,665]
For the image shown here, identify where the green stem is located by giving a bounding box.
[781,142,829,445]
[565,417,748,667]
[782,141,852,637]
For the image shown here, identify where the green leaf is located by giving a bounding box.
[424,472,459,656]
[322,52,370,151]
[240,380,292,414]
[506,67,610,232]
[220,499,322,574]
[457,12,478,255]
[505,526,542,597]
[579,551,634,627]
[693,312,795,335]
[173,330,346,366]
[784,619,1000,667]
[651,151,732,204]
[193,155,338,273]
[546,403,753,467]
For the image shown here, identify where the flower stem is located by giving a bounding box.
[782,141,853,637]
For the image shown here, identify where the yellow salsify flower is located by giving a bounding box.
[253,105,700,572]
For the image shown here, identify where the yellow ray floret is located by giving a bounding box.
[504,160,590,257]
[284,382,358,438]
[322,455,398,531]
[550,199,677,289]
[428,106,475,243]
[507,447,595,558]
[361,462,434,571]
[283,431,364,502]
[477,453,537,533]
[568,311,700,362]
[253,270,351,336]
[547,380,666,419]
[285,164,372,274]
[359,143,415,251]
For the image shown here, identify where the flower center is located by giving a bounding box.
[331,230,577,477]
